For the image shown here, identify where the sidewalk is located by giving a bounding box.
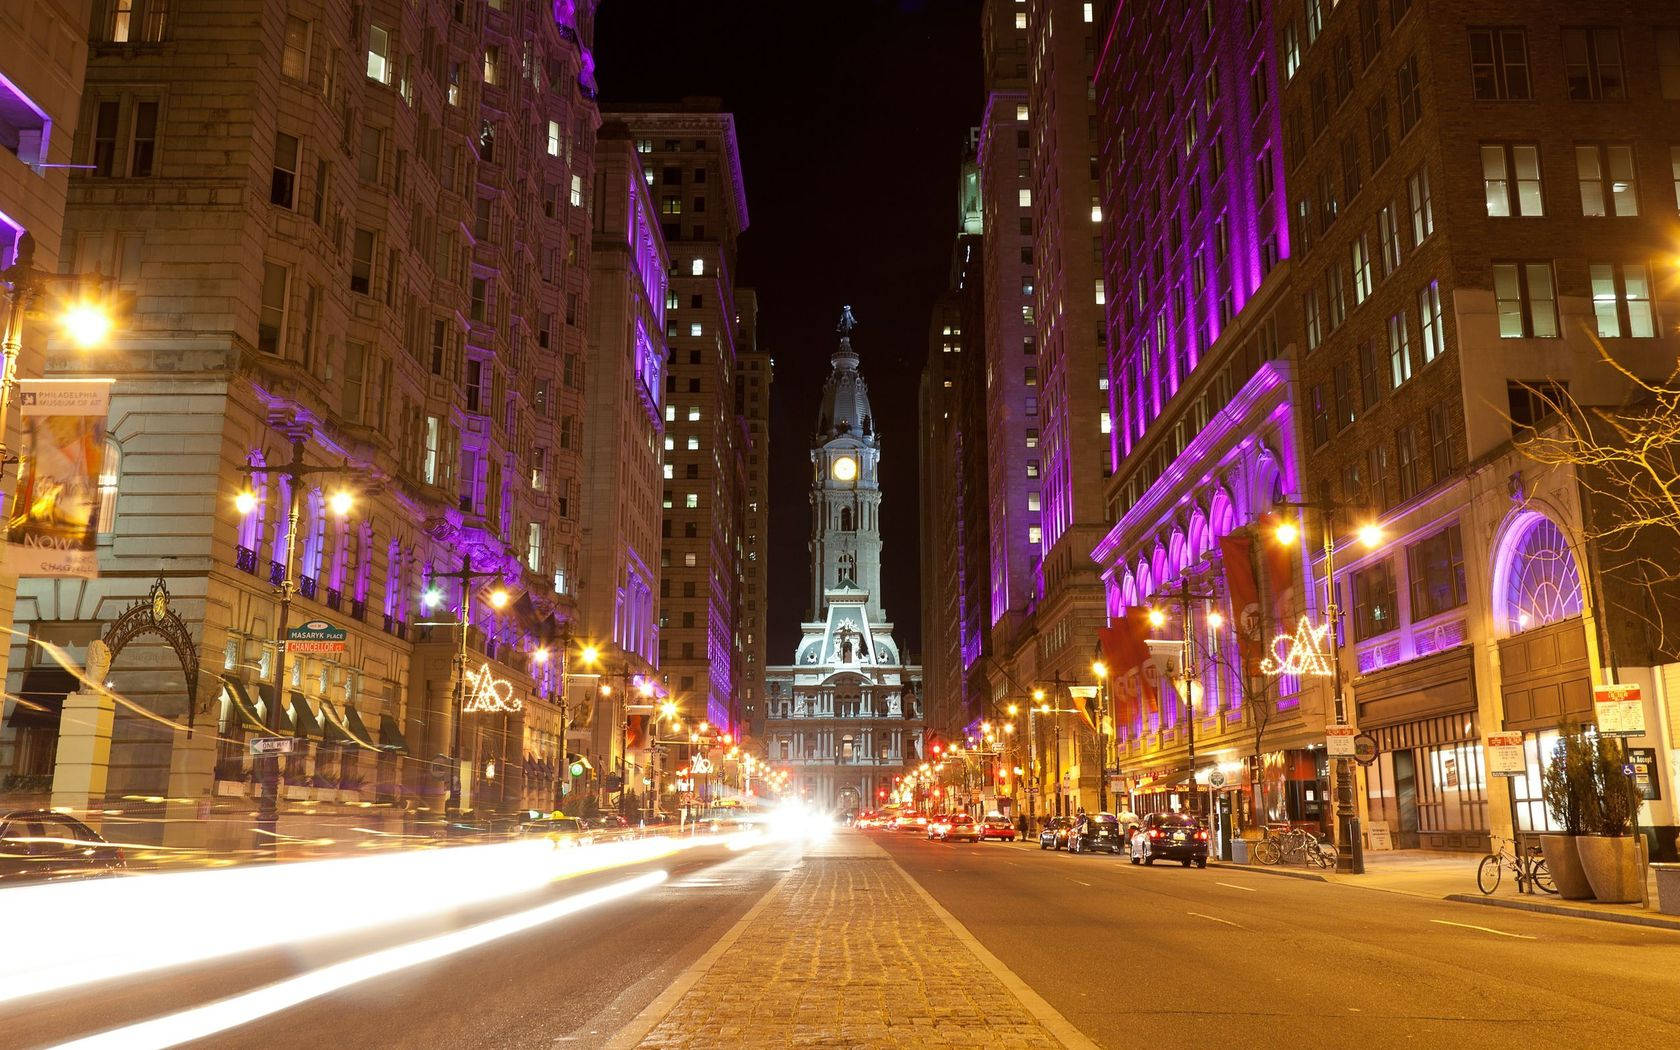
[1228,848,1680,930]
[608,832,1091,1049]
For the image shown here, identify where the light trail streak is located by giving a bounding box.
[0,831,751,1006]
[49,870,668,1050]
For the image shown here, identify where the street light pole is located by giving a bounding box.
[420,555,505,818]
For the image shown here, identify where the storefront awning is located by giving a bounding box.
[320,700,351,745]
[6,667,77,729]
[342,704,375,749]
[286,692,323,739]
[379,713,408,752]
[221,676,268,734]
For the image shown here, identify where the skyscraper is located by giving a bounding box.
[606,101,750,733]
[735,290,772,742]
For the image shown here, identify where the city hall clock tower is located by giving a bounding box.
[809,305,885,623]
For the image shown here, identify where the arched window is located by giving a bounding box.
[300,489,326,584]
[96,439,121,537]
[237,453,267,554]
[837,552,856,586]
[1496,512,1583,635]
[353,521,374,603]
[840,506,854,532]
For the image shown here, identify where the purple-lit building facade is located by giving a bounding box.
[1086,0,1680,857]
[575,121,668,801]
[1088,0,1324,851]
[604,103,751,735]
[2,0,605,837]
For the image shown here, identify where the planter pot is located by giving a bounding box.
[1540,834,1595,900]
[1576,835,1641,903]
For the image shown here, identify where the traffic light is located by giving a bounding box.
[567,752,592,778]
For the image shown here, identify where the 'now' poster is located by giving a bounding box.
[6,379,111,579]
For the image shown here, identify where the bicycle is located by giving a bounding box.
[1252,824,1333,867]
[1476,836,1557,895]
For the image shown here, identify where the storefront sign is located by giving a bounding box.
[285,619,347,654]
[691,756,713,774]
[1325,725,1357,757]
[1628,746,1661,801]
[1352,733,1378,766]
[1208,770,1226,787]
[1593,684,1644,736]
[1442,754,1460,789]
[1261,616,1335,678]
[1485,732,1526,777]
[7,379,112,579]
[1368,821,1394,850]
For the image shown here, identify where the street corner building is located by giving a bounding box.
[0,1,724,846]
[765,309,923,815]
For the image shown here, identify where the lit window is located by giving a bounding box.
[367,25,391,84]
[1589,263,1655,338]
[547,121,560,157]
[1083,3,1093,22]
[1019,188,1032,207]
[1027,492,1041,512]
[690,322,702,337]
[1015,11,1027,29]
[687,436,700,450]
[663,464,674,479]
[664,436,674,450]
[526,523,543,572]
[1091,200,1102,222]
[691,257,705,276]
[688,406,701,422]
[96,440,120,535]
[569,174,583,207]
[1094,280,1106,306]
[482,44,500,86]
[684,553,697,567]
[1576,144,1638,217]
[1028,525,1042,544]
[1100,411,1112,434]
[685,493,699,509]
[665,404,675,422]
[1016,104,1028,121]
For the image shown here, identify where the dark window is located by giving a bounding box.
[129,101,158,176]
[1396,54,1422,134]
[1562,27,1624,100]
[1468,28,1532,100]
[1407,525,1467,620]
[90,100,118,177]
[1352,558,1399,640]
[1310,383,1330,447]
[1427,403,1455,479]
[1358,340,1386,408]
[1506,381,1567,433]
[1396,424,1420,499]
[1359,0,1382,66]
[1366,98,1390,170]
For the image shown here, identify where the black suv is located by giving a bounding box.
[1128,812,1209,867]
[1067,813,1124,855]
[1037,816,1074,851]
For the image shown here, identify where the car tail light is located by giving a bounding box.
[1150,829,1163,839]
[1196,830,1208,840]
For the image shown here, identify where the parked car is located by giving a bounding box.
[979,815,1017,842]
[932,814,980,842]
[1128,812,1209,867]
[1037,816,1074,850]
[1067,813,1125,855]
[0,810,125,884]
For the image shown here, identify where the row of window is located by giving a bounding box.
[1470,26,1680,103]
[1481,142,1680,219]
[1351,524,1467,642]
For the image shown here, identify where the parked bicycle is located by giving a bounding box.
[1251,823,1336,868]
[1476,836,1556,895]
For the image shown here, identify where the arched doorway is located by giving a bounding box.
[94,577,202,799]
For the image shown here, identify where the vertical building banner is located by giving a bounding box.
[6,379,111,579]
[1099,607,1158,733]
[1218,530,1263,676]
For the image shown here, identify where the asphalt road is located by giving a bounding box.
[2,837,803,1049]
[874,830,1680,1049]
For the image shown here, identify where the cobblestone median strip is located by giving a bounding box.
[610,844,1090,1049]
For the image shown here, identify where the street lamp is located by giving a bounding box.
[417,554,509,817]
[234,437,362,848]
[1272,499,1384,875]
[1,234,114,474]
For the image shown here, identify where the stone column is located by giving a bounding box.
[50,689,115,831]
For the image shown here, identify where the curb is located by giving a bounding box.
[1208,861,1329,883]
[1442,893,1680,932]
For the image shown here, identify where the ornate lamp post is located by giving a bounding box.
[1271,503,1384,875]
[418,556,510,817]
[234,437,362,850]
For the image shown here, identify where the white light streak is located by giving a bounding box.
[51,871,667,1050]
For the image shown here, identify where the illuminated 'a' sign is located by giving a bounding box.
[1260,616,1334,678]
[462,662,523,713]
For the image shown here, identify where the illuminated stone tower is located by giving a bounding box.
[809,306,884,623]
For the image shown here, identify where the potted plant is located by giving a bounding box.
[1539,725,1595,899]
[1576,732,1643,903]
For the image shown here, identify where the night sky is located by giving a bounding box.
[595,1,983,662]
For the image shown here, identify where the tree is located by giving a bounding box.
[1510,340,1680,662]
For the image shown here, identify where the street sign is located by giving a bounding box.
[1352,733,1378,766]
[1593,684,1645,736]
[1325,725,1357,757]
[1486,732,1526,776]
[286,619,347,655]
[1208,770,1226,788]
[249,736,296,756]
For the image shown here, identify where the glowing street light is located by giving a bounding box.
[59,302,112,349]
[1274,519,1300,546]
[579,643,601,666]
[1147,608,1167,628]
[1356,523,1385,548]
[328,489,355,516]
[531,647,551,665]
[487,588,510,611]
[1206,609,1225,630]
[1091,659,1108,679]
[234,489,258,516]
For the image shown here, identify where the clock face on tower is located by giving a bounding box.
[831,456,858,482]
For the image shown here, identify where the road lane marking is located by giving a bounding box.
[1215,882,1258,892]
[52,871,670,1050]
[1187,911,1246,929]
[1430,919,1536,940]
[1069,879,1093,887]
